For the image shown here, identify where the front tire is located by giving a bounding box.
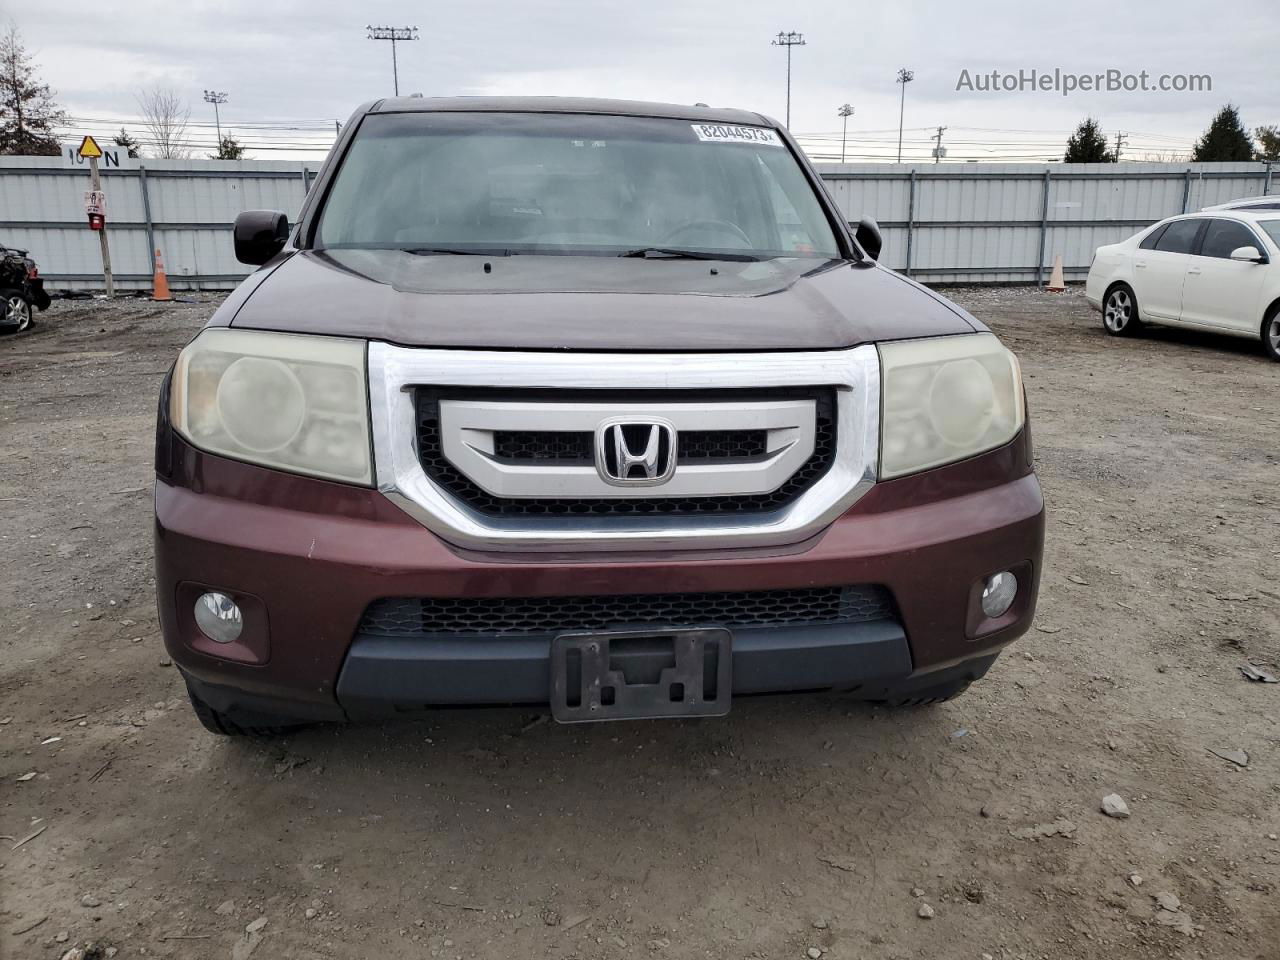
[1,288,32,333]
[1102,284,1141,337]
[1263,305,1280,363]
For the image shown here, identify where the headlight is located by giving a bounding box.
[170,328,372,484]
[878,333,1024,479]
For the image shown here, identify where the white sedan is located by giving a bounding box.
[1085,210,1280,362]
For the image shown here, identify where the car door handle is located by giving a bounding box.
[1134,261,1146,269]
[1187,267,1201,275]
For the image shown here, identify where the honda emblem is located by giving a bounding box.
[595,418,677,486]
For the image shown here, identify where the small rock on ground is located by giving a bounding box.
[917,903,935,919]
[1101,793,1130,819]
[1208,747,1249,767]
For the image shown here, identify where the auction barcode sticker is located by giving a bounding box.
[691,123,784,147]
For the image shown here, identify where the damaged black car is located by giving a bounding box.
[0,242,51,333]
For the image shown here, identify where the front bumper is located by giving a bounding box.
[156,432,1044,722]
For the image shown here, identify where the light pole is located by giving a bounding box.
[838,104,853,163]
[203,90,227,151]
[771,31,806,129]
[895,68,914,163]
[367,25,419,96]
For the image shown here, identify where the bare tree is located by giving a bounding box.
[136,87,190,159]
[1137,150,1191,163]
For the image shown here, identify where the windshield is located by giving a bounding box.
[1257,220,1280,250]
[315,112,842,260]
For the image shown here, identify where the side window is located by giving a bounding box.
[1138,223,1170,250]
[1153,219,1203,254]
[1199,219,1259,259]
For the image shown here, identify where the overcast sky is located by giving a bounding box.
[12,0,1279,161]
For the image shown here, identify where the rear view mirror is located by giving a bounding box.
[855,217,883,261]
[233,210,290,266]
[1229,245,1265,263]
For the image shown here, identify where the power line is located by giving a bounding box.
[30,109,1201,163]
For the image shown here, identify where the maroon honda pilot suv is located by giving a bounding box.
[154,97,1044,735]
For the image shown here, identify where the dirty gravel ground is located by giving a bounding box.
[1,287,1277,960]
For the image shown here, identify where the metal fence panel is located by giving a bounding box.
[817,160,1272,282]
[0,157,313,290]
[1,156,1272,290]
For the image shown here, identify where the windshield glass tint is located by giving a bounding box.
[316,112,841,259]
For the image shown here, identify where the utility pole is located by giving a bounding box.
[771,31,806,129]
[1114,131,1127,163]
[931,125,947,163]
[367,25,419,96]
[895,68,914,163]
[203,90,227,153]
[838,104,853,163]
[77,137,113,298]
[91,156,112,298]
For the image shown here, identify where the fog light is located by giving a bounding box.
[195,592,243,644]
[981,571,1018,619]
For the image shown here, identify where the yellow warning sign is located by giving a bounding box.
[77,135,103,160]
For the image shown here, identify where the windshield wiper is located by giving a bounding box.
[617,247,761,262]
[404,247,512,257]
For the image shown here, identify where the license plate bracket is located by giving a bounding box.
[550,627,732,723]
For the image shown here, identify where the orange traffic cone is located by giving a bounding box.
[153,248,172,302]
[1046,254,1066,293]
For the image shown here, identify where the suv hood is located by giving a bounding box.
[227,248,978,351]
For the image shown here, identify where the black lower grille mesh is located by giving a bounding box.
[359,585,896,638]
[415,388,836,517]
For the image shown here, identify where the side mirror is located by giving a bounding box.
[1229,245,1265,263]
[854,216,883,261]
[233,210,290,266]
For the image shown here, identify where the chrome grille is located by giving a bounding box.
[366,342,881,553]
[414,388,835,517]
